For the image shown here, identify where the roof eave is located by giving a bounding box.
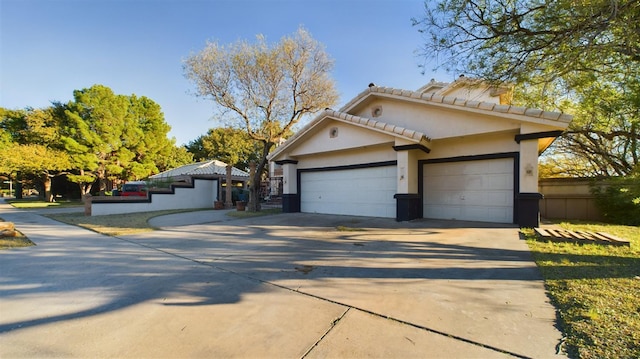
[341,86,572,129]
[268,109,432,162]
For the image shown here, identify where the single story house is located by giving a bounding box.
[149,160,250,193]
[91,160,249,216]
[149,160,250,201]
[268,78,572,227]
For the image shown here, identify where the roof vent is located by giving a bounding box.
[329,127,339,138]
[368,83,376,87]
[371,106,383,118]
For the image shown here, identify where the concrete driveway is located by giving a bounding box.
[0,205,565,358]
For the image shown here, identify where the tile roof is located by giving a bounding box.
[340,86,573,124]
[323,109,430,142]
[268,109,431,161]
[149,160,249,179]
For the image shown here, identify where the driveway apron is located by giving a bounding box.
[0,203,565,358]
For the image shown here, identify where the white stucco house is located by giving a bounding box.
[149,160,249,185]
[268,78,573,227]
[91,160,250,216]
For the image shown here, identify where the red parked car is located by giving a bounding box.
[120,181,148,197]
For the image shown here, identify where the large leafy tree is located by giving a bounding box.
[548,78,639,176]
[155,145,194,173]
[186,126,261,207]
[184,28,339,211]
[59,85,179,195]
[413,0,640,176]
[0,144,71,201]
[58,86,128,194]
[0,107,71,201]
[185,127,261,170]
[122,94,180,179]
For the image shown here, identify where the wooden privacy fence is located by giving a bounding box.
[538,178,607,221]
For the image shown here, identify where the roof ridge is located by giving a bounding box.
[149,160,249,179]
[339,85,572,123]
[324,109,430,143]
[267,108,430,161]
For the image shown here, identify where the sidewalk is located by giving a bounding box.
[0,201,566,358]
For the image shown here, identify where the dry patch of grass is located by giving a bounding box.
[0,235,35,249]
[47,208,281,236]
[524,222,640,358]
[46,209,200,236]
[335,225,366,232]
[226,208,282,218]
[0,219,34,249]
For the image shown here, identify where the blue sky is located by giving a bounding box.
[1,0,451,145]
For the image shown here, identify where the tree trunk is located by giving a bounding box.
[42,175,54,202]
[74,170,95,198]
[247,142,273,212]
[225,165,233,208]
[79,184,92,199]
[248,161,260,212]
[15,172,23,199]
[96,165,107,196]
[98,177,107,196]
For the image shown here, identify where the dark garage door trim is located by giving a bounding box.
[418,152,520,223]
[290,160,398,213]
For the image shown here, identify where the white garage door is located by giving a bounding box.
[423,158,514,223]
[300,166,397,218]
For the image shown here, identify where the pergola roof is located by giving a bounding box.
[150,160,249,180]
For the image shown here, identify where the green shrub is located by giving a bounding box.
[146,178,174,189]
[591,176,640,225]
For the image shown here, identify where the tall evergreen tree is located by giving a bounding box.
[59,85,179,195]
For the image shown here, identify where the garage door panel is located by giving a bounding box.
[424,204,459,217]
[484,176,512,190]
[301,166,396,218]
[423,158,514,223]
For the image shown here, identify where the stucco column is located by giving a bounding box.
[278,160,299,212]
[396,150,419,193]
[394,149,420,221]
[517,138,543,227]
[519,139,539,192]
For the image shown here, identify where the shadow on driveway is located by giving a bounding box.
[1,211,567,358]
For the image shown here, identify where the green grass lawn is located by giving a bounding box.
[46,209,199,236]
[8,199,83,208]
[524,222,640,359]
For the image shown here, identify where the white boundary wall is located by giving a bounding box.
[91,179,218,216]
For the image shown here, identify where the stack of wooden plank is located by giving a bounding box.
[534,228,630,246]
